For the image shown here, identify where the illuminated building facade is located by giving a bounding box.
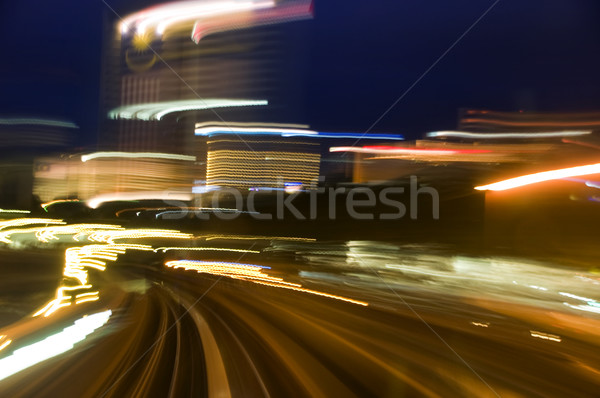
[97,0,317,193]
[101,0,314,154]
[0,118,75,208]
[33,153,197,205]
[206,134,321,189]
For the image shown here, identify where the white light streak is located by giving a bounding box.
[87,191,192,209]
[81,152,196,162]
[108,99,268,121]
[0,310,112,381]
[530,330,562,342]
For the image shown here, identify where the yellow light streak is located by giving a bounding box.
[0,219,67,243]
[34,243,154,317]
[475,163,600,191]
[0,336,11,352]
[166,260,368,306]
[88,229,192,244]
[202,235,315,242]
[75,293,100,305]
[154,246,260,254]
[41,199,81,211]
[34,224,124,243]
[0,218,64,230]
[0,209,30,214]
[530,330,562,342]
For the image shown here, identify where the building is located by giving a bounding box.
[101,0,314,153]
[33,152,197,207]
[0,117,75,209]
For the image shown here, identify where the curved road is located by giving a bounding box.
[1,239,600,397]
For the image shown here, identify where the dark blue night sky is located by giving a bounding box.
[1,0,600,145]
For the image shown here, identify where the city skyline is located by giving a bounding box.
[1,0,600,147]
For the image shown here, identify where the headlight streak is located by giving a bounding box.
[0,218,64,230]
[530,330,562,343]
[75,291,100,305]
[154,247,260,254]
[563,302,600,314]
[0,310,112,381]
[115,207,260,218]
[201,235,315,242]
[33,285,92,317]
[0,219,66,243]
[87,191,193,209]
[0,336,11,352]
[474,163,600,191]
[41,199,81,212]
[165,260,369,306]
[155,209,260,218]
[3,220,320,343]
[0,209,30,214]
[34,244,154,317]
[35,224,124,243]
[88,229,193,244]
[0,224,125,244]
[108,99,268,120]
[0,220,196,317]
[81,152,196,162]
[116,206,246,217]
[558,292,598,304]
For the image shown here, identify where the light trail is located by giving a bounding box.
[87,192,192,209]
[530,330,562,342]
[0,336,11,352]
[41,199,81,211]
[35,224,124,243]
[120,0,275,36]
[81,152,196,162]
[475,163,600,191]
[166,260,369,306]
[88,229,192,244]
[0,218,64,230]
[202,235,315,242]
[330,146,490,155]
[0,310,112,381]
[0,209,30,214]
[196,126,403,140]
[34,244,154,317]
[108,99,268,120]
[427,130,592,139]
[154,247,260,254]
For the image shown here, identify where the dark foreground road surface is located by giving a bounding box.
[1,240,600,397]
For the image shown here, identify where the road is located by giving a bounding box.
[1,236,600,397]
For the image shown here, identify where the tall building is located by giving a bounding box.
[95,1,405,199]
[100,0,314,156]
